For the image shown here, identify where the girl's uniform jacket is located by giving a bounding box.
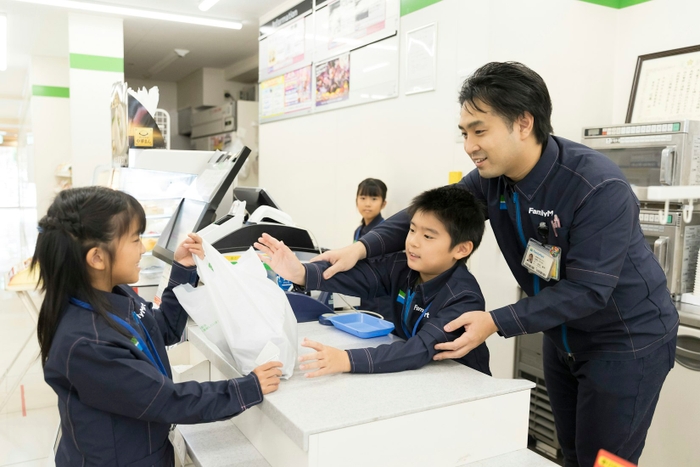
[44,262,263,467]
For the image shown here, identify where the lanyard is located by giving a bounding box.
[70,297,168,376]
[400,289,433,338]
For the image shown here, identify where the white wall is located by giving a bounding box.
[125,78,190,150]
[612,0,700,123]
[258,0,618,378]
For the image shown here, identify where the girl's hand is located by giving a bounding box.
[254,233,306,285]
[298,338,351,378]
[174,233,204,267]
[252,361,283,395]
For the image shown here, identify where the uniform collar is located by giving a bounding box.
[409,261,462,304]
[511,135,558,201]
[363,214,384,231]
[73,286,135,320]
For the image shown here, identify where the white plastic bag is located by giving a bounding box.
[173,242,297,378]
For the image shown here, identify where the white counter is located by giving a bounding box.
[188,322,537,467]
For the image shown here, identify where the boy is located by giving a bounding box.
[254,186,490,377]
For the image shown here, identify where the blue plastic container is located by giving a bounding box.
[327,313,395,338]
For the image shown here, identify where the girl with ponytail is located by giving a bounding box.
[33,186,282,467]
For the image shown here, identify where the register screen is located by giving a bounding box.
[165,199,207,252]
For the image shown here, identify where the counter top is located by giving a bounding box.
[189,322,534,452]
[678,302,700,329]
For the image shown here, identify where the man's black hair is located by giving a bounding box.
[458,61,553,144]
[407,186,485,260]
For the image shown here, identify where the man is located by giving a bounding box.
[315,62,678,467]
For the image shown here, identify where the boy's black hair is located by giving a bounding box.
[357,178,388,200]
[408,186,485,260]
[458,61,553,145]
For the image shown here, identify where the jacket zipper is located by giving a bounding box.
[512,191,574,360]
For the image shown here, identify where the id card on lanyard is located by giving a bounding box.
[70,297,169,376]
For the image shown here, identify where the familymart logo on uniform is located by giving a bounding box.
[528,207,554,217]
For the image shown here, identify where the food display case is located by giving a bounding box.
[101,167,197,300]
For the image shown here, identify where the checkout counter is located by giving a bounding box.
[177,321,558,467]
[153,176,558,466]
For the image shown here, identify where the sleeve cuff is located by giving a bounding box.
[169,262,198,287]
[232,372,264,411]
[359,232,383,258]
[303,262,327,290]
[346,348,374,373]
[490,306,527,338]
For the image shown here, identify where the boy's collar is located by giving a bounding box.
[408,261,462,302]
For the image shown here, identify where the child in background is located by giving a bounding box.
[33,186,282,467]
[256,186,490,377]
[353,178,387,242]
[354,178,390,315]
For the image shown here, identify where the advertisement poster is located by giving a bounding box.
[260,75,285,118]
[266,19,305,74]
[329,0,386,49]
[315,54,350,107]
[284,66,312,114]
[261,66,313,120]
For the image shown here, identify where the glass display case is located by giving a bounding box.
[107,167,196,298]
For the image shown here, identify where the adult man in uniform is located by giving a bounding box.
[316,62,678,467]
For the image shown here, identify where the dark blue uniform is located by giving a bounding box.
[304,254,490,375]
[359,136,678,466]
[43,263,264,467]
[353,215,392,317]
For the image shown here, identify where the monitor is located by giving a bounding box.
[153,146,251,264]
[233,187,281,216]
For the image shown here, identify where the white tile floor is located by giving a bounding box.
[0,204,57,467]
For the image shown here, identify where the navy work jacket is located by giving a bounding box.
[304,254,491,375]
[43,262,263,467]
[360,136,679,361]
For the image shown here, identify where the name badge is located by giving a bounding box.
[522,239,561,281]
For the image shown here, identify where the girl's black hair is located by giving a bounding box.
[356,178,388,200]
[31,186,146,366]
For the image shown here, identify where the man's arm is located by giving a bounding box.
[436,180,637,358]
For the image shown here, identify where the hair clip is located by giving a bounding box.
[37,226,44,233]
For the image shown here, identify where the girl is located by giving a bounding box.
[33,186,282,467]
[353,178,387,242]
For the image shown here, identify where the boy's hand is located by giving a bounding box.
[254,233,306,285]
[174,233,204,267]
[433,311,498,360]
[310,242,367,280]
[298,338,351,378]
[252,361,283,395]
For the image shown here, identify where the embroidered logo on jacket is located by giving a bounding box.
[528,207,554,217]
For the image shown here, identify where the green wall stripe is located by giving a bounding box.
[400,0,442,16]
[579,0,652,8]
[69,53,124,72]
[32,85,70,98]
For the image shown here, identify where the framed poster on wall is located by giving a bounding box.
[626,44,700,123]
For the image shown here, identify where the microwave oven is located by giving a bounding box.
[582,120,700,201]
[639,204,700,300]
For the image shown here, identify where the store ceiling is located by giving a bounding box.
[0,0,288,144]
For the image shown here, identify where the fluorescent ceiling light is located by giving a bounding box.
[12,0,242,30]
[0,15,6,71]
[198,0,221,12]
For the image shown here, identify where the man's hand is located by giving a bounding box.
[173,233,204,267]
[433,311,498,361]
[310,242,367,280]
[252,361,283,395]
[254,233,306,285]
[298,338,351,377]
